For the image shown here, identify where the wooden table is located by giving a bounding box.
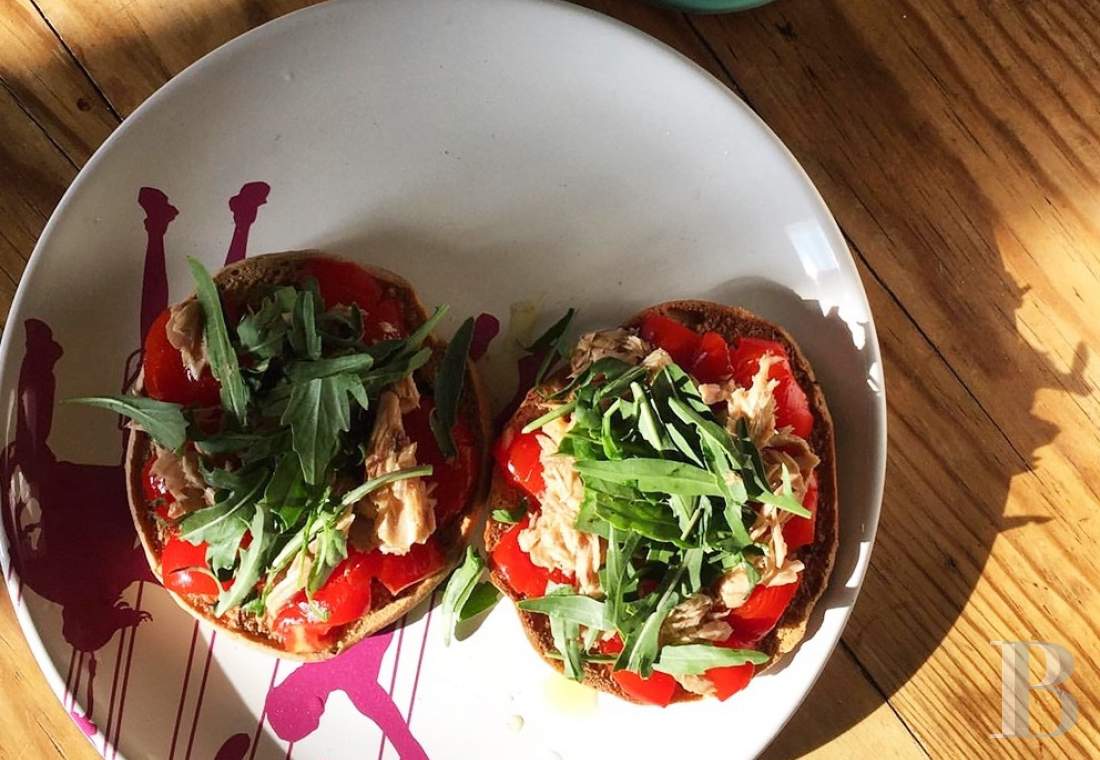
[1,0,1098,757]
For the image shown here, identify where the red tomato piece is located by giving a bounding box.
[373,539,447,596]
[301,257,383,312]
[143,309,221,407]
[161,537,220,597]
[706,663,755,701]
[690,330,733,383]
[403,396,477,523]
[728,337,813,439]
[638,315,700,367]
[782,472,818,551]
[611,669,679,707]
[490,517,551,599]
[494,429,545,497]
[726,580,801,644]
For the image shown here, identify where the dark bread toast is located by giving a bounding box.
[125,250,491,661]
[484,300,837,702]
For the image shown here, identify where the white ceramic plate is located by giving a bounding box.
[0,1,885,758]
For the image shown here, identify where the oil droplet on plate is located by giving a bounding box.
[508,300,540,347]
[543,673,598,715]
[507,714,524,732]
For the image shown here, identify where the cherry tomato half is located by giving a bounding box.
[161,537,220,597]
[726,579,801,644]
[143,309,221,407]
[611,669,679,707]
[272,549,377,653]
[729,338,813,439]
[495,429,545,497]
[403,396,477,523]
[782,472,818,551]
[638,314,700,367]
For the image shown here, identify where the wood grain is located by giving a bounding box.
[1,0,1098,758]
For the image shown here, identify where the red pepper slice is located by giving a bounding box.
[272,549,377,652]
[490,517,552,599]
[402,396,477,523]
[782,472,818,551]
[638,314,700,367]
[706,663,755,701]
[726,579,801,644]
[611,669,679,707]
[372,539,447,596]
[728,337,813,439]
[494,428,545,497]
[690,330,733,383]
[142,308,221,407]
[301,257,383,313]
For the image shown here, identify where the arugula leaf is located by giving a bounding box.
[179,476,265,545]
[528,308,576,388]
[618,566,685,676]
[214,504,270,615]
[187,257,250,423]
[403,305,449,353]
[237,296,287,359]
[550,613,585,681]
[281,375,358,485]
[430,316,474,458]
[287,354,375,382]
[68,395,187,451]
[459,582,500,622]
[518,593,612,630]
[575,459,726,497]
[653,644,769,676]
[755,462,812,517]
[491,504,527,524]
[603,526,641,630]
[521,400,577,435]
[441,546,485,645]
[288,289,322,361]
[339,465,433,507]
[194,430,288,459]
[261,453,311,529]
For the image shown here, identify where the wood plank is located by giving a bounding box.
[0,82,75,325]
[0,0,117,166]
[0,590,97,760]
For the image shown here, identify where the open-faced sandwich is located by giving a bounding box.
[485,302,836,705]
[77,252,489,659]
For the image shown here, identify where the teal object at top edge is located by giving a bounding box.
[649,0,774,13]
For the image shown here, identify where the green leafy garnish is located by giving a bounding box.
[518,593,612,630]
[187,257,250,423]
[526,308,576,388]
[652,644,769,676]
[430,316,475,458]
[441,546,486,645]
[459,582,500,622]
[67,395,187,451]
[490,503,527,524]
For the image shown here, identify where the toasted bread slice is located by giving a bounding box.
[125,251,491,661]
[485,301,837,702]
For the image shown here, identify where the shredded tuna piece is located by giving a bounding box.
[165,301,208,379]
[361,391,435,555]
[392,374,421,414]
[569,329,651,377]
[640,348,674,375]
[660,593,732,645]
[517,413,604,594]
[677,673,718,698]
[698,354,783,449]
[716,564,755,610]
[151,444,207,518]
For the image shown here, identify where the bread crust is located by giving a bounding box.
[484,300,837,702]
[125,250,491,661]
